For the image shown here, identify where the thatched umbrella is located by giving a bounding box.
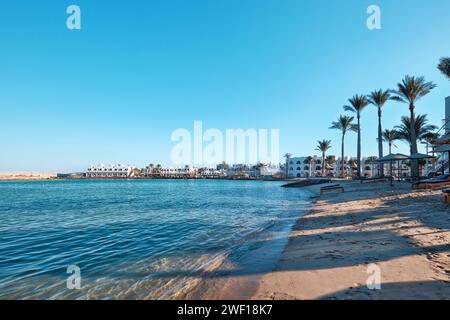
[377,153,409,183]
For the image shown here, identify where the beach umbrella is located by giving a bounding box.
[376,154,409,181]
[409,152,436,160]
[433,144,450,153]
[376,153,409,162]
[432,134,450,145]
[408,153,436,177]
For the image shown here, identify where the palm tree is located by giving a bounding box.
[368,90,395,176]
[382,129,399,154]
[395,114,438,147]
[325,155,336,177]
[155,164,162,176]
[147,163,155,176]
[348,159,357,176]
[315,140,332,177]
[391,76,437,177]
[325,155,336,165]
[421,132,440,148]
[382,129,400,178]
[330,115,357,178]
[344,95,370,178]
[395,113,438,175]
[304,156,313,177]
[438,57,450,80]
[284,153,292,178]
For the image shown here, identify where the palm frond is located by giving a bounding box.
[392,75,436,104]
[344,95,370,114]
[394,114,438,144]
[329,115,356,135]
[343,105,356,113]
[437,57,450,80]
[368,89,393,107]
[316,139,332,152]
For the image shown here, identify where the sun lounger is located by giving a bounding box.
[362,176,394,184]
[413,180,450,190]
[412,175,450,190]
[443,189,450,204]
[320,184,344,195]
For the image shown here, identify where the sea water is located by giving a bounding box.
[0,179,309,299]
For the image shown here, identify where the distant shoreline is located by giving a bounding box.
[0,174,294,182]
[0,173,57,181]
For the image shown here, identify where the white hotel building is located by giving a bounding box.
[287,157,324,178]
[288,156,376,178]
[86,164,133,178]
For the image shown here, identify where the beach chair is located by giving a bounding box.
[412,174,450,190]
[443,189,450,204]
[320,184,344,195]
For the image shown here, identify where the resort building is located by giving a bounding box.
[443,96,449,122]
[431,97,450,174]
[441,96,450,173]
[197,167,224,178]
[86,164,133,178]
[249,164,283,179]
[288,156,378,178]
[142,164,162,177]
[334,157,377,178]
[288,157,324,178]
[227,164,250,178]
[159,166,196,178]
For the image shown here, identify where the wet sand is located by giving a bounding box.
[253,180,450,300]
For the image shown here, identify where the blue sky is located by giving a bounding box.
[1,0,449,172]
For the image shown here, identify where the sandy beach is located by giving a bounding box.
[252,180,450,300]
[0,172,56,181]
[183,180,450,300]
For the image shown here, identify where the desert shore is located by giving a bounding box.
[0,172,56,181]
[252,180,450,299]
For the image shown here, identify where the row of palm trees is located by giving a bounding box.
[329,76,437,179]
[301,57,450,179]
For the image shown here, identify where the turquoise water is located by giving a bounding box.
[0,179,309,299]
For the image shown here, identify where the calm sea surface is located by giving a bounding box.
[0,179,310,299]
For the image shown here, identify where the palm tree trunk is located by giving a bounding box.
[389,142,393,177]
[409,104,419,178]
[357,113,362,178]
[341,134,345,178]
[322,152,325,177]
[285,158,289,178]
[309,160,312,177]
[377,107,384,176]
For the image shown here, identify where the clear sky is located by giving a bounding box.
[1,0,449,172]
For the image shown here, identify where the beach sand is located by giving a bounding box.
[182,180,450,300]
[0,172,56,181]
[252,180,450,300]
